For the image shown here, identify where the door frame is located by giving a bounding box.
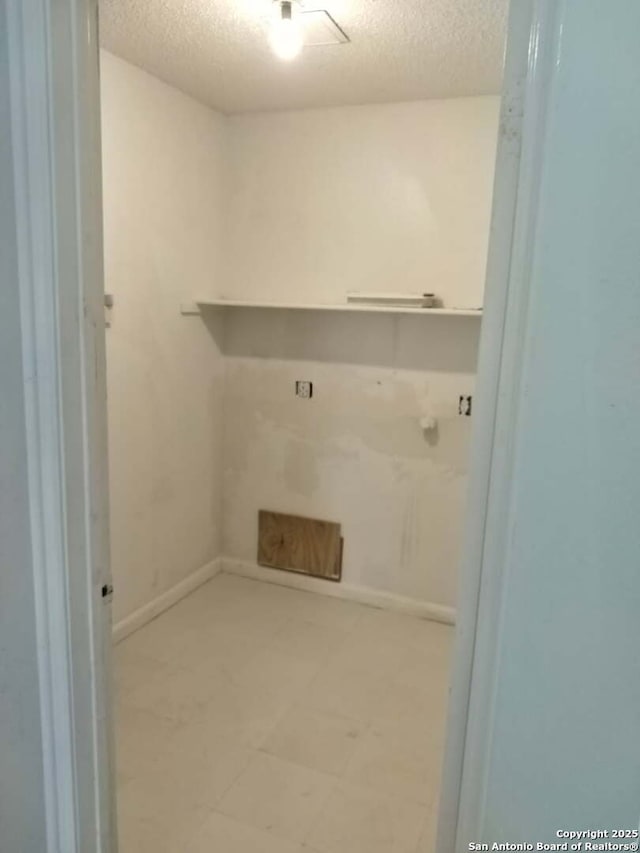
[4,0,564,850]
[437,0,563,849]
[5,1,114,851]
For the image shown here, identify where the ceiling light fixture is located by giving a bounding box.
[269,1,303,61]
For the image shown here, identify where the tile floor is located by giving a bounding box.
[115,573,453,853]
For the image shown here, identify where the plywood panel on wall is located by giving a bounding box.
[258,510,342,581]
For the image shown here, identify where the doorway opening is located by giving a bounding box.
[100,2,507,850]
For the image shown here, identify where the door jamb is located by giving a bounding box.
[5,1,114,850]
[437,0,563,848]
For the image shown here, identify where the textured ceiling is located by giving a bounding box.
[99,0,508,114]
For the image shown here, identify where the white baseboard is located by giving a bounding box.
[220,558,456,625]
[112,557,222,644]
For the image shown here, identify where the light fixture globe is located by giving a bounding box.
[270,0,303,61]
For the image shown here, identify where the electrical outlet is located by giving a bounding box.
[296,381,313,399]
[459,395,472,416]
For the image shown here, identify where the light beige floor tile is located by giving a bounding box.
[268,617,349,664]
[113,641,170,697]
[119,577,286,669]
[416,801,440,853]
[261,706,367,776]
[216,752,334,843]
[327,638,405,680]
[334,625,450,681]
[167,626,264,680]
[354,608,452,653]
[118,607,201,666]
[395,631,453,682]
[207,574,294,612]
[305,781,426,853]
[197,601,287,644]
[189,812,304,853]
[118,766,210,840]
[125,661,225,724]
[343,719,443,806]
[372,676,450,731]
[115,702,181,781]
[330,621,451,732]
[132,614,280,675]
[279,589,366,632]
[232,647,325,702]
[193,677,291,747]
[115,575,451,853]
[190,576,295,629]
[158,722,254,808]
[302,661,388,723]
[231,577,365,629]
[118,813,196,853]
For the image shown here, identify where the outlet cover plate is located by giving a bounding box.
[296,381,313,399]
[459,395,473,416]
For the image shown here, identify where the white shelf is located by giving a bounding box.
[192,299,483,318]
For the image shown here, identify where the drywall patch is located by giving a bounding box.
[222,329,475,609]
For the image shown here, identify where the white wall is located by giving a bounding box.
[460,0,640,840]
[222,98,499,310]
[100,57,499,617]
[222,310,480,610]
[219,99,498,611]
[100,52,226,624]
